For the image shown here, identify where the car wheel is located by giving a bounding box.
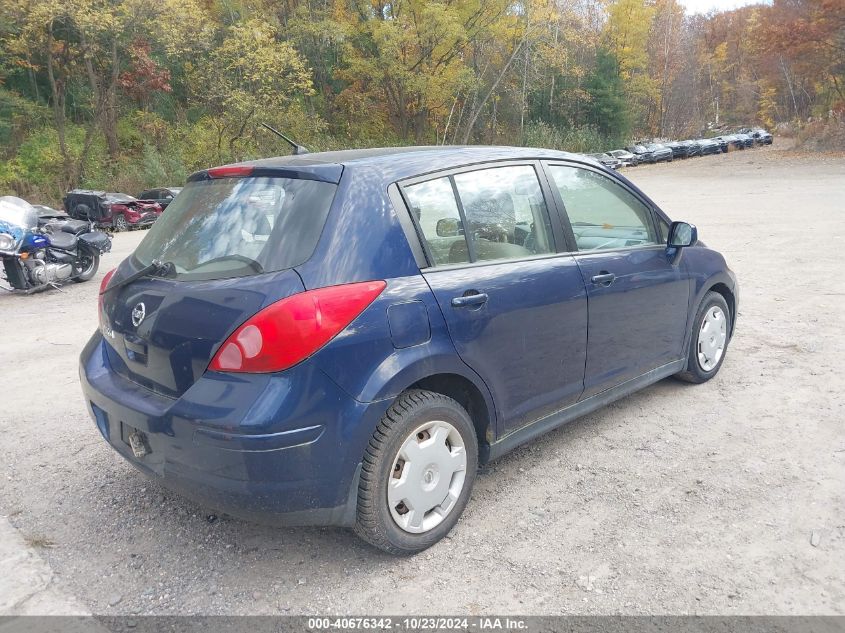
[675,291,731,384]
[113,214,128,232]
[355,389,478,555]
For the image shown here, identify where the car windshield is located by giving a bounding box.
[107,194,136,203]
[133,176,337,281]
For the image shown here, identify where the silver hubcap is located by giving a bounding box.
[388,420,467,534]
[697,305,727,371]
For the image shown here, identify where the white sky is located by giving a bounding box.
[679,0,770,14]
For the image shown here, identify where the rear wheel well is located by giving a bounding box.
[708,283,736,335]
[409,374,493,454]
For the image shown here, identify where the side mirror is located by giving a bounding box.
[668,221,697,248]
[436,217,462,237]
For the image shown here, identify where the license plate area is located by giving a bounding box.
[121,423,150,458]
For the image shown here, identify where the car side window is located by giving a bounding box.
[404,165,554,266]
[548,164,658,251]
[452,165,553,263]
[404,177,469,266]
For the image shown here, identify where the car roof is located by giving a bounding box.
[66,190,129,197]
[233,145,583,183]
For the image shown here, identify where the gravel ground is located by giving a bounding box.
[0,142,843,616]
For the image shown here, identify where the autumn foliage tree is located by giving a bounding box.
[0,0,842,203]
[118,39,172,110]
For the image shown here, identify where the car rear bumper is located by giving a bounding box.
[79,332,388,526]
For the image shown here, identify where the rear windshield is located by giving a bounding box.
[133,176,337,280]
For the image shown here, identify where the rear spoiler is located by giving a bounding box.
[187,163,343,185]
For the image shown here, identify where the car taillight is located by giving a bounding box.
[209,280,387,373]
[98,269,116,328]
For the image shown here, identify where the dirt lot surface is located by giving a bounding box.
[1,142,843,616]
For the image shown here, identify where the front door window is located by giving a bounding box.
[547,165,657,251]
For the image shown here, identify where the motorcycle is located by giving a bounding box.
[0,196,112,294]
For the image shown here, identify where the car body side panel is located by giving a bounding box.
[423,256,589,435]
[309,274,499,432]
[295,167,421,289]
[677,246,740,364]
[574,247,690,396]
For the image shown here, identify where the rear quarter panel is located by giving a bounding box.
[296,165,499,430]
[312,274,495,410]
[295,165,421,288]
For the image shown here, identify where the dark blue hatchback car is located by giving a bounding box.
[80,146,738,554]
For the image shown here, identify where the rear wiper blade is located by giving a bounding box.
[100,260,175,295]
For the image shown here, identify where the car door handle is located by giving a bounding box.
[451,293,489,308]
[591,272,616,286]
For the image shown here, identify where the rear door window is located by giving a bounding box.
[403,177,467,266]
[452,165,553,262]
[403,164,554,266]
[133,176,337,280]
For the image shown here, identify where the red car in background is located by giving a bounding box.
[63,190,163,232]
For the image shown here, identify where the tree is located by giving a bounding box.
[648,0,685,136]
[4,0,123,184]
[604,0,657,134]
[189,19,317,162]
[335,0,507,143]
[118,38,172,111]
[584,48,629,140]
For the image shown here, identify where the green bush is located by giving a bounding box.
[0,125,108,204]
[523,121,623,154]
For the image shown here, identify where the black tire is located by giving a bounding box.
[72,252,99,283]
[113,213,127,232]
[354,389,479,555]
[675,291,731,384]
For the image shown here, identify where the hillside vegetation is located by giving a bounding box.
[0,0,842,203]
